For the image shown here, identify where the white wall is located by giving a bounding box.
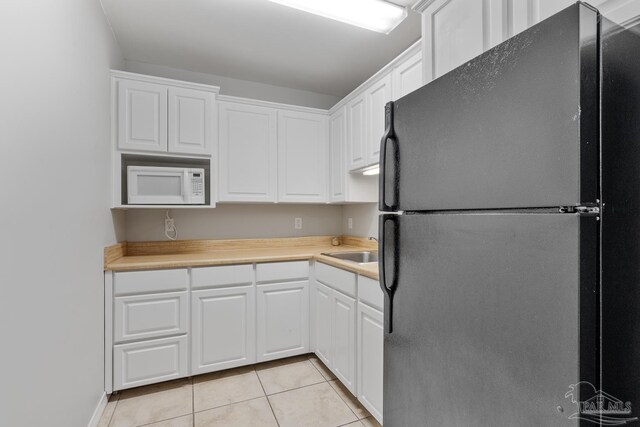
[343,204,380,238]
[126,205,343,241]
[0,1,123,426]
[123,60,341,110]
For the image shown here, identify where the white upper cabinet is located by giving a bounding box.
[218,101,278,202]
[417,0,574,82]
[277,110,328,203]
[365,73,392,166]
[392,51,423,100]
[329,107,347,202]
[347,92,368,171]
[168,87,215,155]
[118,79,168,153]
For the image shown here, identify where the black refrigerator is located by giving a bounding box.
[378,2,640,426]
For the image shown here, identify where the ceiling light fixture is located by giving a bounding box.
[268,0,407,34]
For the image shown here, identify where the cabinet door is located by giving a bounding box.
[313,281,333,367]
[347,92,367,171]
[256,281,309,362]
[357,303,383,423]
[191,286,256,375]
[168,87,214,155]
[329,107,346,202]
[277,110,328,203]
[118,79,168,152]
[332,290,357,393]
[366,73,392,166]
[218,101,277,201]
[393,51,423,100]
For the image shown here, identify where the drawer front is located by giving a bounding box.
[114,269,188,296]
[315,262,356,297]
[192,264,254,289]
[114,292,188,343]
[256,261,309,283]
[358,276,383,311]
[113,335,188,390]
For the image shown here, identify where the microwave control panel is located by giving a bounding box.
[190,171,205,197]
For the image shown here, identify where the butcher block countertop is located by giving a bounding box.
[104,235,379,280]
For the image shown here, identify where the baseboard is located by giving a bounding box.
[87,392,108,427]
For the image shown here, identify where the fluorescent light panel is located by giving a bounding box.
[268,0,407,34]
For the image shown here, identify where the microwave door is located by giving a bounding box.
[128,168,187,205]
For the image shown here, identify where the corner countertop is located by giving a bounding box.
[105,236,379,280]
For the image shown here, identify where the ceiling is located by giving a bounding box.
[100,0,421,97]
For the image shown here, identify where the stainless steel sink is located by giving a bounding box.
[322,251,379,264]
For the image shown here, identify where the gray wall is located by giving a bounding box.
[0,1,123,425]
[123,60,341,110]
[343,204,380,238]
[126,205,343,241]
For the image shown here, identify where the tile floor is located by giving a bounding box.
[98,354,382,427]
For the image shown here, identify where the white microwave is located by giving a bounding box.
[127,166,206,205]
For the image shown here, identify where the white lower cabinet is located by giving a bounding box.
[357,302,384,423]
[191,285,256,375]
[332,290,356,393]
[256,280,309,362]
[113,335,188,391]
[313,281,333,366]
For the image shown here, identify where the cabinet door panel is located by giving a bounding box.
[332,290,356,393]
[114,291,188,343]
[393,51,423,100]
[329,107,347,202]
[257,281,309,362]
[366,73,392,165]
[219,102,277,201]
[347,93,367,171]
[357,303,383,423]
[113,335,187,391]
[277,110,328,202]
[192,286,256,374]
[118,79,167,152]
[168,87,214,155]
[313,282,333,366]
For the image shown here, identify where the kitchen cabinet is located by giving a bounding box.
[357,275,384,423]
[416,0,573,82]
[118,79,168,153]
[115,73,217,155]
[168,87,215,155]
[365,73,392,166]
[191,285,256,375]
[357,301,384,423]
[392,51,423,100]
[347,92,368,171]
[312,281,334,366]
[218,101,278,202]
[256,280,310,362]
[277,110,328,203]
[329,107,347,202]
[332,290,357,392]
[256,261,310,362]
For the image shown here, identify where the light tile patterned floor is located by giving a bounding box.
[98,354,382,427]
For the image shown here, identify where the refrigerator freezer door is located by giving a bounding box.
[381,4,599,212]
[380,213,598,426]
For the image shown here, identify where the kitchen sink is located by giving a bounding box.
[322,251,379,264]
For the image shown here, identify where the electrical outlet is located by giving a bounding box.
[294,217,303,229]
[348,218,353,229]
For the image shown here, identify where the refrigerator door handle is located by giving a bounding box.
[379,101,398,212]
[379,213,399,333]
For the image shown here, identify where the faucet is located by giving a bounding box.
[368,236,378,242]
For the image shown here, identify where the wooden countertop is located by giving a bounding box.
[105,236,379,280]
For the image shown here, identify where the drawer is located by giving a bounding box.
[256,261,309,283]
[114,269,188,296]
[114,291,188,343]
[315,262,356,297]
[358,276,383,311]
[192,264,254,289]
[113,335,188,390]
